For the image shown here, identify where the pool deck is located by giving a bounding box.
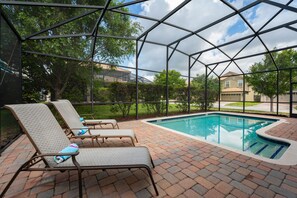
[1,115,297,197]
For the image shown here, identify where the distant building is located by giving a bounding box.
[220,71,257,101]
[95,64,152,84]
[260,92,297,103]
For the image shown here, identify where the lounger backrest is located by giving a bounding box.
[5,104,71,167]
[51,101,84,130]
[58,99,80,119]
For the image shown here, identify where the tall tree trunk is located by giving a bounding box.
[54,88,62,100]
[49,87,62,101]
[270,97,274,112]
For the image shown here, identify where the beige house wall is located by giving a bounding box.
[220,73,257,102]
[260,92,297,103]
[246,89,255,101]
[220,72,295,103]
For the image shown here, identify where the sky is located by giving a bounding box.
[121,0,297,81]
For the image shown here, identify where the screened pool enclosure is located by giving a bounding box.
[2,0,297,150]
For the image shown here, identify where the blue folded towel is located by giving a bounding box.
[79,117,85,122]
[73,126,89,136]
[78,127,88,135]
[54,143,79,164]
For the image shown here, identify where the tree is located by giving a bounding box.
[4,1,141,100]
[191,74,219,110]
[153,70,186,98]
[246,50,297,112]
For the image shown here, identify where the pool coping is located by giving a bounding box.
[142,111,297,166]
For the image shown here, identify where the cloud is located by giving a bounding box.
[124,0,297,79]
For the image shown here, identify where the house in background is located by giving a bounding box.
[95,64,152,84]
[220,71,257,102]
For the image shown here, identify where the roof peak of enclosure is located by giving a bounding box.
[1,0,297,75]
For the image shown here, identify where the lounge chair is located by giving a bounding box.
[1,103,158,197]
[59,99,119,129]
[51,101,138,146]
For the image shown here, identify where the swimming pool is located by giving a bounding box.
[148,113,289,160]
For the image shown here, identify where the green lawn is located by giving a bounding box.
[225,102,260,107]
[76,102,285,121]
[73,103,185,120]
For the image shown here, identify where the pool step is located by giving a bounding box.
[246,142,286,159]
[244,142,257,151]
[245,142,269,155]
[270,145,285,159]
[255,144,269,155]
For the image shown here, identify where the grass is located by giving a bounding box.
[73,103,186,121]
[225,102,260,107]
[52,102,286,125]
[74,103,288,121]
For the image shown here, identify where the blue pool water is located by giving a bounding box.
[149,113,289,159]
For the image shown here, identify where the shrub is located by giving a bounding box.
[139,84,166,115]
[109,82,135,117]
[175,87,188,112]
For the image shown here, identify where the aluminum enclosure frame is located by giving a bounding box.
[1,0,297,117]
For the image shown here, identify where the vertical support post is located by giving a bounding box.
[218,76,221,111]
[19,41,23,104]
[91,62,94,113]
[136,41,139,120]
[276,70,279,115]
[90,29,98,114]
[188,56,191,114]
[243,74,246,113]
[0,14,2,154]
[166,47,169,116]
[290,68,293,117]
[205,66,208,112]
[89,0,112,113]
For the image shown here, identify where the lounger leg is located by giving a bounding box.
[135,136,139,143]
[116,123,119,129]
[130,138,135,146]
[78,169,82,198]
[145,167,159,196]
[95,137,101,146]
[0,162,27,197]
[72,157,83,198]
[150,156,155,168]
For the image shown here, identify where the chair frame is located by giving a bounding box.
[1,105,158,198]
[66,127,138,146]
[59,99,119,129]
[51,101,136,146]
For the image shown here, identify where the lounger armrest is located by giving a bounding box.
[71,134,102,138]
[69,127,90,130]
[35,151,80,157]
[69,127,91,133]
[33,152,81,170]
[28,152,80,165]
[68,128,103,138]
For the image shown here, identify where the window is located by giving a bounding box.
[238,80,243,88]
[225,81,230,88]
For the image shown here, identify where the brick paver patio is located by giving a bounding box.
[1,116,297,197]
